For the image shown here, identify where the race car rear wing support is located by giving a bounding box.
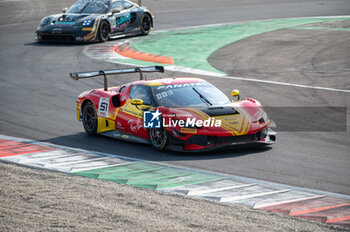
[70,66,164,91]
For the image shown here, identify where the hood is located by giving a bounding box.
[59,13,97,21]
[157,99,270,135]
[158,106,248,136]
[160,107,206,121]
[160,100,266,122]
[44,13,98,25]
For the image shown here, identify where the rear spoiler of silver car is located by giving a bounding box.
[70,66,164,90]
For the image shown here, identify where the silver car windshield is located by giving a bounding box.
[67,0,111,14]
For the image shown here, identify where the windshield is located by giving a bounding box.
[67,0,111,14]
[151,81,231,108]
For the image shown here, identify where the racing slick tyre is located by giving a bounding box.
[140,14,152,35]
[98,20,110,42]
[82,101,98,136]
[149,126,168,151]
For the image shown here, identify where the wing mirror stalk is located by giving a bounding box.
[108,8,121,17]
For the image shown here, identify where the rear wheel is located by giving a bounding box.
[98,20,109,42]
[140,14,152,35]
[82,101,98,135]
[149,126,168,151]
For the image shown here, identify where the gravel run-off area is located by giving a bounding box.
[0,161,347,232]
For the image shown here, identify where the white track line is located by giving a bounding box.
[166,66,350,93]
[219,75,350,93]
[86,16,350,93]
[153,15,350,33]
[92,50,350,92]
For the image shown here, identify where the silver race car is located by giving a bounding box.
[35,0,153,43]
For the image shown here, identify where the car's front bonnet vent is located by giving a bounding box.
[199,106,239,117]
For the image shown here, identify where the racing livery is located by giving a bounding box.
[36,0,153,43]
[70,66,276,151]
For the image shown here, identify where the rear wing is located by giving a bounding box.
[70,66,164,91]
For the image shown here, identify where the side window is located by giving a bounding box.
[110,1,124,10]
[123,1,133,9]
[119,85,126,92]
[129,85,151,105]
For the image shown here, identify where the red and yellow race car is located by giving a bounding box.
[70,66,276,151]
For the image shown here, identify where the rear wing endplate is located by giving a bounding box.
[70,66,164,91]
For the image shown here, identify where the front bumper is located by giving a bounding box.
[35,27,95,42]
[168,128,276,152]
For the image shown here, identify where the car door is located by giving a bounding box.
[116,85,153,139]
[109,1,132,33]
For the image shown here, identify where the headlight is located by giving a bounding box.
[82,19,93,26]
[259,111,269,124]
[40,17,51,26]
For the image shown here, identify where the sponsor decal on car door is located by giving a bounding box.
[112,11,131,33]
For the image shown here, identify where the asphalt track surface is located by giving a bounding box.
[0,0,349,197]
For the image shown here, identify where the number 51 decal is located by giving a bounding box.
[98,97,109,117]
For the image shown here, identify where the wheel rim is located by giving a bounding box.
[150,128,164,147]
[101,22,109,39]
[142,15,151,32]
[83,106,96,131]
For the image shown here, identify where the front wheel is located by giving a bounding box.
[98,20,109,42]
[140,14,152,35]
[149,127,168,151]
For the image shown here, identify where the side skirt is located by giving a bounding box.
[100,130,150,144]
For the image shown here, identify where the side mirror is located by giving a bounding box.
[231,89,240,101]
[111,8,121,14]
[130,99,144,105]
[130,99,150,110]
[62,8,68,13]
